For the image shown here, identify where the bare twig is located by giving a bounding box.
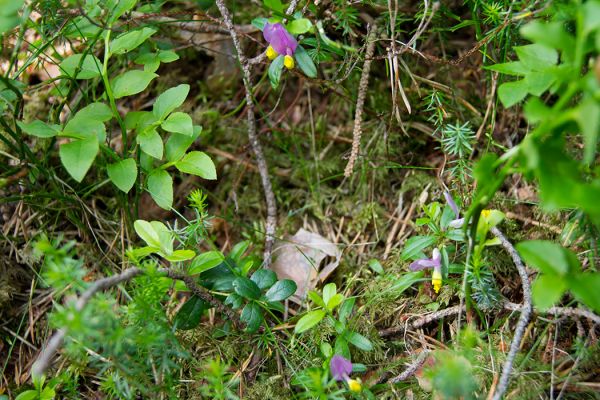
[388,350,430,383]
[344,23,379,177]
[214,0,278,266]
[379,305,465,338]
[503,302,600,325]
[490,227,532,400]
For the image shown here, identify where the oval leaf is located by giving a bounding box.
[265,279,297,302]
[107,158,137,193]
[295,309,326,333]
[175,151,216,180]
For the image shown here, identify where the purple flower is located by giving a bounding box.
[263,23,297,56]
[410,248,443,293]
[444,191,464,229]
[330,355,352,381]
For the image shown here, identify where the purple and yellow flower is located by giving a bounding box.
[330,355,362,393]
[409,248,443,293]
[263,22,298,69]
[444,191,464,229]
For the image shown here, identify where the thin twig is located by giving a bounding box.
[214,0,278,266]
[490,227,532,400]
[379,305,465,338]
[388,350,430,383]
[344,23,378,177]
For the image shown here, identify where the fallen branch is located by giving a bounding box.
[343,23,378,177]
[490,227,532,400]
[388,350,430,383]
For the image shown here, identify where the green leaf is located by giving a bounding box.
[287,18,312,34]
[75,102,113,122]
[110,27,157,54]
[582,0,600,34]
[265,279,297,301]
[108,0,137,22]
[134,219,162,248]
[368,259,384,274]
[251,17,268,31]
[486,61,529,76]
[241,302,263,333]
[516,240,576,276]
[531,274,567,310]
[0,0,24,35]
[514,44,558,71]
[107,158,137,193]
[147,169,173,209]
[153,84,190,120]
[161,112,193,136]
[334,336,350,359]
[263,0,283,13]
[59,137,99,182]
[294,309,326,333]
[338,298,355,323]
[224,293,244,309]
[112,70,157,98]
[233,277,262,300]
[520,21,575,59]
[268,55,285,89]
[17,120,60,138]
[60,54,102,79]
[175,151,217,179]
[14,391,38,400]
[294,45,317,78]
[572,98,600,163]
[189,251,225,274]
[569,273,600,313]
[166,132,199,162]
[250,269,277,290]
[389,271,424,294]
[173,295,207,330]
[401,235,437,261]
[326,293,344,311]
[158,50,179,63]
[137,128,163,159]
[322,282,336,305]
[498,79,528,108]
[347,331,373,351]
[164,249,196,262]
[307,290,325,308]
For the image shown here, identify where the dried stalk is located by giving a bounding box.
[388,350,430,383]
[343,23,378,177]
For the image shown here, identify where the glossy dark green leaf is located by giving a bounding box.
[241,302,263,333]
[173,296,207,330]
[250,269,277,290]
[233,277,261,300]
[264,279,297,302]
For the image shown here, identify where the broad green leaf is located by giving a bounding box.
[322,282,336,305]
[268,55,285,89]
[230,241,250,262]
[347,331,373,351]
[486,61,529,76]
[17,120,60,138]
[166,129,200,162]
[75,102,113,122]
[338,298,355,323]
[334,336,350,359]
[531,274,566,310]
[161,112,193,135]
[498,79,528,108]
[516,240,575,276]
[264,279,297,301]
[524,70,556,96]
[158,50,179,63]
[389,271,424,294]
[175,151,216,179]
[137,128,163,159]
[110,27,157,54]
[569,273,600,313]
[153,84,190,120]
[14,391,38,400]
[368,259,384,274]
[263,0,283,13]
[112,70,157,98]
[573,98,600,163]
[224,293,244,309]
[63,118,106,142]
[0,0,24,34]
[164,249,196,262]
[307,290,325,308]
[108,0,137,22]
[295,45,317,78]
[294,309,326,333]
[523,97,552,124]
[241,302,263,333]
[250,269,277,290]
[173,295,207,330]
[233,277,262,300]
[326,293,344,311]
[59,137,99,182]
[134,220,161,248]
[401,235,436,261]
[147,169,173,210]
[287,18,312,34]
[583,0,600,34]
[189,251,225,274]
[251,17,268,30]
[514,44,558,71]
[107,158,137,193]
[150,221,173,254]
[520,21,575,59]
[60,54,102,79]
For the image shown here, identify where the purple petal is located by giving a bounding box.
[448,218,465,228]
[432,248,441,263]
[330,355,352,381]
[444,192,460,219]
[409,259,436,271]
[263,23,297,55]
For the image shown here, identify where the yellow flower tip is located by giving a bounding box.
[432,269,442,294]
[481,209,492,218]
[347,378,362,392]
[284,55,295,69]
[266,45,278,60]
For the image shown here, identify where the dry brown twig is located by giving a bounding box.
[388,350,430,383]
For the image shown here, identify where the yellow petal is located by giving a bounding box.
[266,45,278,60]
[432,269,442,294]
[347,378,362,392]
[284,55,295,69]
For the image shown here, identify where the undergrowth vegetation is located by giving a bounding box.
[1,0,599,399]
